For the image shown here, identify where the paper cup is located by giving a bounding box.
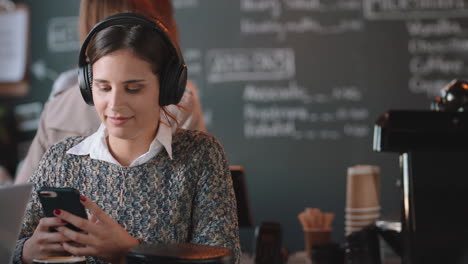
[346,165,380,209]
[304,229,332,258]
[345,219,377,227]
[345,206,380,214]
[345,207,380,221]
[345,212,380,220]
[345,210,380,236]
[345,226,363,236]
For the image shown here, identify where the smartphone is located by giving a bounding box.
[37,187,87,232]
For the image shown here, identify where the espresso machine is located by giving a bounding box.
[373,80,468,264]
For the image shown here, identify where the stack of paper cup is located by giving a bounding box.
[345,165,380,236]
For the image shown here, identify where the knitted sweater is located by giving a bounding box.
[14,129,240,264]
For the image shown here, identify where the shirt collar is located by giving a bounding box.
[67,118,175,167]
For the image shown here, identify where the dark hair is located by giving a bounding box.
[86,24,170,77]
[86,24,178,123]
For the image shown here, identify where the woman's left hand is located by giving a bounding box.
[54,195,139,264]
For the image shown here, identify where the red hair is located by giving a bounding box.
[79,0,178,44]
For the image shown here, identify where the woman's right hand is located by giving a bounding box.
[22,217,69,264]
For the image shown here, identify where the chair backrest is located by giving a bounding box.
[0,183,33,264]
[229,165,254,227]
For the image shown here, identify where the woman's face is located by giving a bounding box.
[92,49,161,142]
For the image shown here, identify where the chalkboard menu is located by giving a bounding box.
[15,0,468,252]
[174,0,468,251]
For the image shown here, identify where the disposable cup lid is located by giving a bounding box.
[347,165,380,176]
[345,206,380,213]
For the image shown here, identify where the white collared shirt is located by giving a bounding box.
[67,119,175,167]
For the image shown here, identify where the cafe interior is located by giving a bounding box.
[2,0,468,263]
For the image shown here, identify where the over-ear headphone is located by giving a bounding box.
[78,12,187,106]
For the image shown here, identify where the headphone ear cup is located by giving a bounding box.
[79,63,94,106]
[159,59,187,106]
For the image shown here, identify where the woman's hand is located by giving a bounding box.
[54,195,139,264]
[22,217,69,264]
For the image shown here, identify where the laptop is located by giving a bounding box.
[0,183,33,264]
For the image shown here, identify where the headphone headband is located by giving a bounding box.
[78,12,187,106]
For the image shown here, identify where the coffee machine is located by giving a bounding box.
[373,80,468,264]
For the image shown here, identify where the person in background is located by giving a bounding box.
[0,165,12,185]
[15,12,240,264]
[14,0,206,184]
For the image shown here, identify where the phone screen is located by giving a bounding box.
[37,187,87,232]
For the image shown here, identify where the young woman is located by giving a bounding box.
[14,14,240,264]
[14,0,206,185]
